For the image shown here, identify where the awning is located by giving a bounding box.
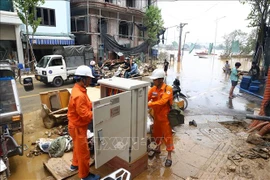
[30,36,75,45]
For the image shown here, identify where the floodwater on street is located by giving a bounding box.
[9,50,265,180]
[166,50,252,93]
[163,50,259,116]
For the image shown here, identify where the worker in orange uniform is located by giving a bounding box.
[148,69,174,167]
[68,65,100,180]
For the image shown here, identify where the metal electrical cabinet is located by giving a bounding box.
[92,77,150,169]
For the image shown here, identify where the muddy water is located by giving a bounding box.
[166,50,253,86]
[162,51,253,102]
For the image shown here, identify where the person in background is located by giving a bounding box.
[123,57,131,78]
[249,61,260,80]
[89,61,100,87]
[67,65,100,180]
[224,60,231,78]
[98,57,103,68]
[148,69,174,167]
[125,60,138,78]
[164,59,169,76]
[229,62,242,99]
[97,57,103,75]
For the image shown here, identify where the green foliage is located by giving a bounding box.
[13,0,45,35]
[242,29,257,54]
[145,5,164,45]
[158,51,169,61]
[222,29,249,55]
[241,0,270,27]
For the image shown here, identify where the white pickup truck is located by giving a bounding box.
[35,45,94,87]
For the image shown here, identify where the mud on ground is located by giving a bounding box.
[214,121,270,180]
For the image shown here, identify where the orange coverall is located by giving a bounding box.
[68,83,92,178]
[148,83,174,151]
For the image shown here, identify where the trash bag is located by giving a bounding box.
[48,135,72,158]
[38,138,54,153]
[168,102,184,128]
[167,109,184,128]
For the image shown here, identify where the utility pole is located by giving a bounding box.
[213,16,226,54]
[177,23,187,62]
[182,31,190,56]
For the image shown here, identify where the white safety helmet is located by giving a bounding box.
[90,60,96,66]
[75,65,94,78]
[149,69,165,80]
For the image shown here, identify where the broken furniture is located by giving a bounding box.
[39,89,70,129]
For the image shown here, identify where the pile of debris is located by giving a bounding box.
[26,125,95,159]
[228,143,270,164]
[27,125,70,158]
[95,60,157,78]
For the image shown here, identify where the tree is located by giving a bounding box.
[13,0,45,68]
[222,30,248,55]
[145,5,164,45]
[158,51,169,61]
[241,0,270,62]
[242,0,269,27]
[242,29,257,54]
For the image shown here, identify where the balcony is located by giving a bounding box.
[0,0,14,12]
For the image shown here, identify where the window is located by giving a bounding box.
[119,21,128,38]
[43,9,49,25]
[37,8,42,19]
[49,10,56,26]
[126,0,135,7]
[49,58,62,67]
[77,17,86,32]
[36,7,56,26]
[71,19,76,32]
[0,0,14,12]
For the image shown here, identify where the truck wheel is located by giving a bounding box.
[52,77,63,87]
[43,116,56,129]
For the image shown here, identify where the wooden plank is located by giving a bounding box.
[49,107,68,115]
[43,152,77,180]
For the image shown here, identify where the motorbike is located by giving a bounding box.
[172,78,188,110]
[150,78,188,110]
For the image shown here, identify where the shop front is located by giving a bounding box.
[0,12,24,64]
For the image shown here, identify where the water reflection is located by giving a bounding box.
[227,98,234,109]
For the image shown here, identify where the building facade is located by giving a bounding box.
[70,0,152,60]
[21,0,75,62]
[0,0,24,63]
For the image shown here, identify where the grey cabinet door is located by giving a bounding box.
[92,91,131,168]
